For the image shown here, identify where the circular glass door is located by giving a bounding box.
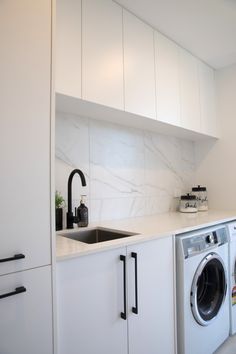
[190,252,227,326]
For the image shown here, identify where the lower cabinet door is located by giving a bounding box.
[57,247,128,354]
[127,236,175,354]
[0,265,53,354]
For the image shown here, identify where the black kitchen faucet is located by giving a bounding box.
[66,169,86,229]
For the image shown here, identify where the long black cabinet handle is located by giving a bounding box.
[0,254,25,263]
[131,252,138,315]
[120,255,127,320]
[0,286,26,299]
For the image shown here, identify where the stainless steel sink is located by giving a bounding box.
[59,228,137,244]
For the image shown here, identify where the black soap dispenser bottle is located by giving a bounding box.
[77,195,88,227]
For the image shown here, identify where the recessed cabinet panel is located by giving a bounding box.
[127,236,175,354]
[56,0,82,98]
[123,10,156,119]
[0,0,51,275]
[57,247,128,354]
[155,32,181,126]
[179,48,201,132]
[82,0,124,110]
[0,266,53,354]
[198,61,218,137]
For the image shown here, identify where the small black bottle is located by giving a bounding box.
[77,195,88,227]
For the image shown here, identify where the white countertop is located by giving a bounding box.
[56,210,236,261]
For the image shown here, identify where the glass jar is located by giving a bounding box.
[192,185,208,211]
[179,194,198,213]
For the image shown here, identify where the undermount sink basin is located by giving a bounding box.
[59,228,137,244]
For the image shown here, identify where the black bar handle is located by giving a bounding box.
[0,253,25,263]
[131,252,138,315]
[0,286,26,299]
[120,255,127,320]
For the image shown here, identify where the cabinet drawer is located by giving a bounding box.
[0,266,53,354]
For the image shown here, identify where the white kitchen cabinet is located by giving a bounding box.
[198,61,218,137]
[123,10,156,119]
[0,266,53,354]
[127,237,175,354]
[57,236,175,354]
[56,0,82,98]
[57,247,128,354]
[179,47,201,132]
[0,0,52,275]
[155,32,181,127]
[82,0,124,110]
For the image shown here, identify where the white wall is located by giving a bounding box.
[195,63,236,210]
[55,112,195,225]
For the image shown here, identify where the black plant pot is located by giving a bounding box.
[56,208,63,231]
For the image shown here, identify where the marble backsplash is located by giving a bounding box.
[55,111,196,223]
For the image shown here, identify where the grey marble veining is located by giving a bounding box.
[55,111,196,223]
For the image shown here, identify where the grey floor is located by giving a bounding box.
[214,335,236,354]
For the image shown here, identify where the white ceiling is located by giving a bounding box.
[115,0,236,69]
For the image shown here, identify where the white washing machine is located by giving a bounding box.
[176,225,229,354]
[226,221,236,335]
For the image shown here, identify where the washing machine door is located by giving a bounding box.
[190,252,227,326]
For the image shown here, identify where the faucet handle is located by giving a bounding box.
[74,207,78,224]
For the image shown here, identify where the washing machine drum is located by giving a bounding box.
[190,252,227,326]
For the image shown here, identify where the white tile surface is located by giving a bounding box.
[55,111,196,221]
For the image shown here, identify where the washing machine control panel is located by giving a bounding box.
[181,227,227,258]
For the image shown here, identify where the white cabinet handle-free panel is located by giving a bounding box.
[179,47,201,132]
[198,61,218,137]
[82,0,124,110]
[56,0,82,98]
[123,10,156,120]
[155,32,181,127]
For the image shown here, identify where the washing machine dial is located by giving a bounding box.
[206,234,215,244]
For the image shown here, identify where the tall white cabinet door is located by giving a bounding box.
[57,247,128,354]
[127,237,175,354]
[155,32,181,126]
[198,61,218,137]
[179,48,201,132]
[56,0,81,98]
[0,266,53,354]
[0,0,51,275]
[82,0,124,110]
[123,10,156,119]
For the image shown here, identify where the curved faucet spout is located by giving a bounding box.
[67,169,86,229]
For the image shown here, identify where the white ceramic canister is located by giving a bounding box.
[192,185,208,211]
[179,194,198,213]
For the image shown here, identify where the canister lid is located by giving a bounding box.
[180,193,197,200]
[192,185,207,192]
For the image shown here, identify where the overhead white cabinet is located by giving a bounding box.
[179,48,201,132]
[56,0,82,98]
[123,10,156,119]
[198,61,218,137]
[127,237,175,354]
[0,266,53,354]
[57,236,175,354]
[155,32,181,127]
[0,0,52,276]
[82,0,124,109]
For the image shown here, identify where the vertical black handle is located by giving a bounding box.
[131,252,138,315]
[120,255,127,320]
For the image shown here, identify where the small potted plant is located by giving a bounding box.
[55,191,65,231]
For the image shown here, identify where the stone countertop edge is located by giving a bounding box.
[56,210,236,261]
